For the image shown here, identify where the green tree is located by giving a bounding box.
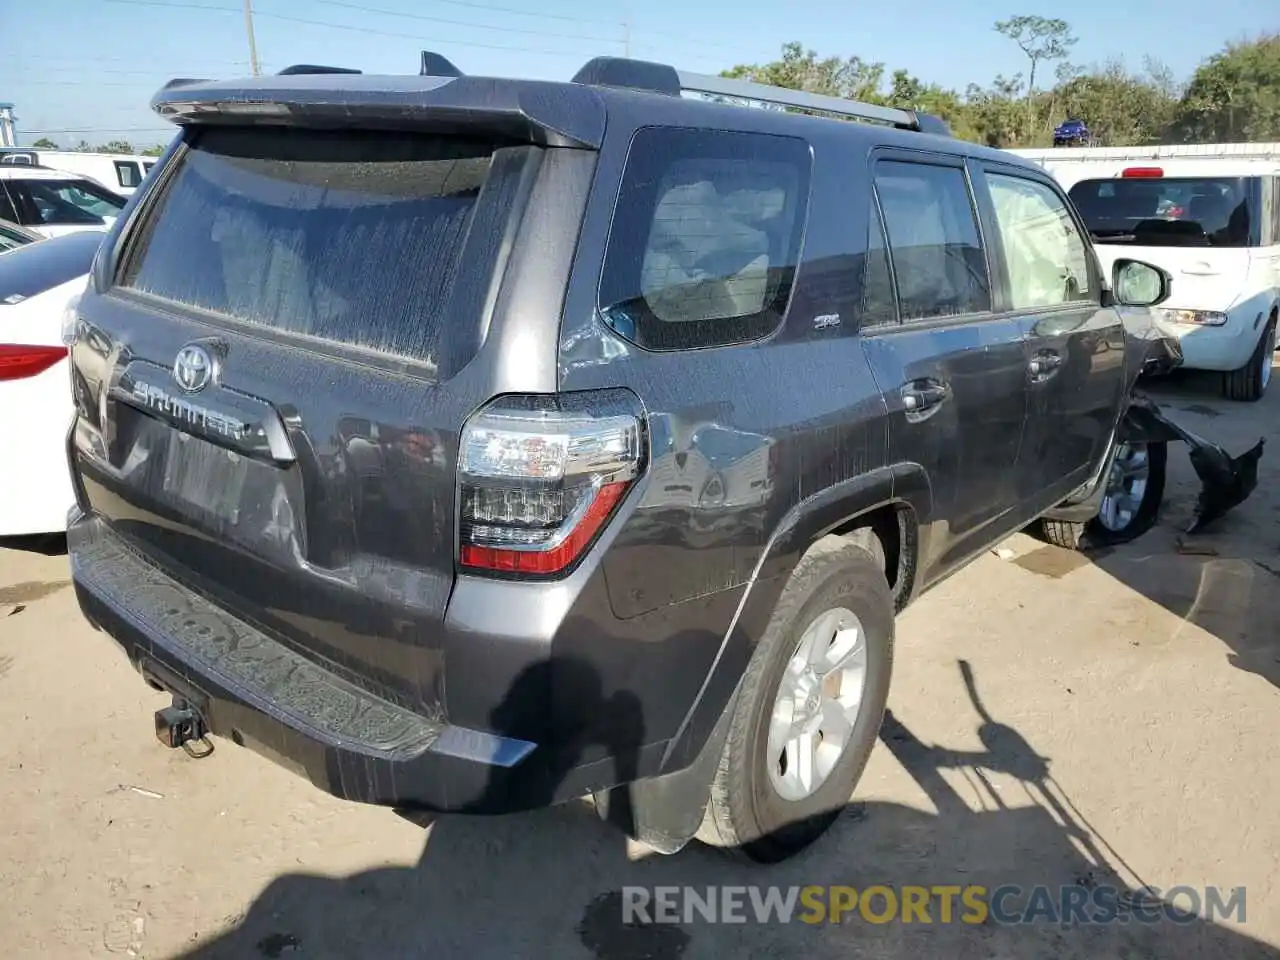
[1056,59,1179,147]
[73,140,92,152]
[721,41,886,104]
[140,144,167,157]
[93,140,136,155]
[1171,33,1280,142]
[995,15,1077,139]
[30,137,60,149]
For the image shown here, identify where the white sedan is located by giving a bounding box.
[0,230,103,536]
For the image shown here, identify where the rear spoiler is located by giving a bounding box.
[151,56,607,149]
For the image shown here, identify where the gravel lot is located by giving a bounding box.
[2,371,1278,959]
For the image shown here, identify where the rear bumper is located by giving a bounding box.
[69,512,655,813]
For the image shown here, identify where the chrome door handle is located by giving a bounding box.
[1029,352,1063,379]
[900,380,949,419]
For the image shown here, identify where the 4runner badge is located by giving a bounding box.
[173,344,214,394]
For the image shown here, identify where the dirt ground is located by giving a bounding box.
[2,370,1279,959]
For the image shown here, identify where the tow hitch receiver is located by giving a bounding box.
[154,699,214,758]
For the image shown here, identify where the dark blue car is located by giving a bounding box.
[1053,117,1091,146]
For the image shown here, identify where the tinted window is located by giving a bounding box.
[986,172,1093,309]
[862,201,897,327]
[599,127,811,351]
[0,230,99,304]
[14,178,125,225]
[873,161,989,321]
[115,160,143,189]
[120,126,498,363]
[1068,176,1259,248]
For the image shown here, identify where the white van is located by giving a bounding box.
[0,149,157,195]
[1009,145,1280,400]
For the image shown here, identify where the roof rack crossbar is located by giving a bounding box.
[675,70,920,130]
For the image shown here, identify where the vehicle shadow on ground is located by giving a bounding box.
[1078,369,1280,692]
[169,660,1276,960]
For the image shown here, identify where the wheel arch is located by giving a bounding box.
[597,463,929,855]
[657,463,929,777]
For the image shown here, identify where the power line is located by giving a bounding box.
[18,80,165,89]
[99,0,759,64]
[22,126,175,135]
[311,0,757,57]
[14,65,251,78]
[103,0,611,58]
[13,54,253,67]
[311,0,623,45]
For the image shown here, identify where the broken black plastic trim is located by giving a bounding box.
[1119,394,1265,533]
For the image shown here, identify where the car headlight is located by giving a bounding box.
[1152,307,1228,326]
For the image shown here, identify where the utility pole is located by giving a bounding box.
[623,5,631,57]
[243,0,261,76]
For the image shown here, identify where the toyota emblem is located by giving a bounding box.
[173,344,215,394]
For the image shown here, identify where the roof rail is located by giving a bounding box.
[277,64,362,75]
[571,55,951,136]
[420,51,464,78]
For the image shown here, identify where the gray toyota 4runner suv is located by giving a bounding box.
[65,53,1175,863]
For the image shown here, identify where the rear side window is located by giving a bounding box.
[873,160,990,322]
[119,127,498,363]
[598,127,812,351]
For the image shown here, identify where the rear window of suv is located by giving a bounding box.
[118,126,498,363]
[598,127,812,351]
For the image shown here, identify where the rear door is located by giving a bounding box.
[68,124,545,713]
[973,162,1126,510]
[859,153,1029,584]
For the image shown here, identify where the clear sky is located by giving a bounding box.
[3,0,1275,148]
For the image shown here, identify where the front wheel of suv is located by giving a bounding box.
[1040,440,1167,550]
[698,534,894,863]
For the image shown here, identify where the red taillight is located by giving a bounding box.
[0,344,67,382]
[1121,166,1163,178]
[457,394,644,577]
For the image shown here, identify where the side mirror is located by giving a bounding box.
[1112,259,1172,307]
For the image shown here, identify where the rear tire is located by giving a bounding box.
[1222,314,1277,402]
[1039,440,1166,551]
[698,535,894,863]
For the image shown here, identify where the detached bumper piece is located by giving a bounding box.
[1122,394,1265,533]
